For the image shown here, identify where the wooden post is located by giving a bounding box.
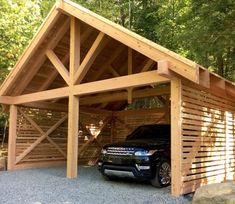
[171,79,182,196]
[8,105,17,170]
[67,94,79,178]
[67,16,80,178]
[127,47,133,104]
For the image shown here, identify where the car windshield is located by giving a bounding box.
[126,125,170,140]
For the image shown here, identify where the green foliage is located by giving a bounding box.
[0,0,43,84]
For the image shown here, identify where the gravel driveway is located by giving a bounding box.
[0,166,192,204]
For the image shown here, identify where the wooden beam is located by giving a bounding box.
[74,32,108,84]
[11,17,70,96]
[15,112,68,164]
[0,5,61,95]
[7,105,17,170]
[0,96,14,105]
[127,48,133,104]
[92,45,125,81]
[46,49,70,85]
[70,17,80,82]
[73,70,170,96]
[38,53,70,91]
[226,82,235,99]
[59,0,199,83]
[12,71,170,104]
[199,66,210,88]
[22,102,68,112]
[108,65,120,77]
[80,86,170,105]
[13,87,69,104]
[141,59,155,72]
[114,107,166,117]
[171,79,183,196]
[38,26,93,92]
[67,94,79,178]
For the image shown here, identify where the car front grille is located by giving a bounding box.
[106,147,135,156]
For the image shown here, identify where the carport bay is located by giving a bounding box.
[0,0,235,196]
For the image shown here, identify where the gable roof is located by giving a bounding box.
[0,0,234,100]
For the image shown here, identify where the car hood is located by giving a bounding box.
[104,139,169,149]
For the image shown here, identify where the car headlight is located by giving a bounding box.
[134,150,157,156]
[101,148,107,154]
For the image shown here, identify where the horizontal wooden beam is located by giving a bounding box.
[0,96,14,104]
[10,71,169,104]
[80,86,170,105]
[73,70,170,96]
[13,87,69,104]
[114,107,166,117]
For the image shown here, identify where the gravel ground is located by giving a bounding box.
[0,166,192,204]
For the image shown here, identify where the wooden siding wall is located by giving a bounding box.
[113,108,167,142]
[12,106,167,169]
[181,84,235,194]
[15,107,68,168]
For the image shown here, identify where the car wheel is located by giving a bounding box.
[151,159,171,187]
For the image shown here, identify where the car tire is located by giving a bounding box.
[151,158,171,188]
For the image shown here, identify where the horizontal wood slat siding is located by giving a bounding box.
[181,84,235,195]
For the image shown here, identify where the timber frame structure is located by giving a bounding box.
[0,0,235,196]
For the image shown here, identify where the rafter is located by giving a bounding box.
[92,45,125,81]
[46,49,70,85]
[74,32,109,84]
[0,6,62,96]
[11,17,70,96]
[141,59,155,72]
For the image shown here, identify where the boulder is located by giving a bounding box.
[192,182,235,204]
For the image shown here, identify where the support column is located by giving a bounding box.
[67,16,80,178]
[7,105,17,170]
[171,79,182,196]
[67,94,79,178]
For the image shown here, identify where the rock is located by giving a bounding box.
[192,182,235,204]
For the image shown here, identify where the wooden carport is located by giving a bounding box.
[0,0,235,196]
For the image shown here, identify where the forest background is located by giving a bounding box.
[0,0,234,126]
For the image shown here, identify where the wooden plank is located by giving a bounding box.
[13,87,69,104]
[46,49,70,85]
[114,108,166,117]
[21,102,68,112]
[0,96,14,104]
[59,0,199,83]
[80,86,170,105]
[141,59,155,72]
[12,71,170,104]
[92,45,125,81]
[11,16,70,95]
[74,32,108,84]
[171,79,182,196]
[127,48,133,104]
[0,5,61,95]
[7,105,18,170]
[15,114,68,164]
[70,17,80,82]
[67,95,79,178]
[73,71,170,96]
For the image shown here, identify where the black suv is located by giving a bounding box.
[98,124,171,187]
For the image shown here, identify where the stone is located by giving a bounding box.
[192,182,235,204]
